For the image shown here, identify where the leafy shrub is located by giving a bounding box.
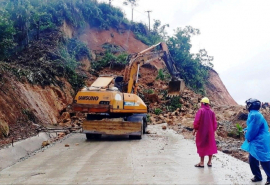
[92,51,128,71]
[154,108,162,115]
[146,114,152,123]
[236,123,243,138]
[156,69,165,81]
[167,97,182,112]
[144,89,154,94]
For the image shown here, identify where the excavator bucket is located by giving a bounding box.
[168,79,185,97]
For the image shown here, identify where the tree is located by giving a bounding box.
[0,10,16,60]
[152,19,169,40]
[123,0,138,22]
[166,26,213,93]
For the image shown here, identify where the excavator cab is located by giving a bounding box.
[168,78,185,96]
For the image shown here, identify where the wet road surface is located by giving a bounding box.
[0,124,267,184]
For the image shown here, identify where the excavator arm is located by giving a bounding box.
[123,42,185,96]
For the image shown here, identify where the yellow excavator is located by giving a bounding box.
[72,42,185,139]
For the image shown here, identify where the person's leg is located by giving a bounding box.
[249,154,262,181]
[195,155,204,167]
[260,160,270,183]
[208,155,213,165]
[200,156,205,165]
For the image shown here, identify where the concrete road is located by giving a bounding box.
[0,124,267,185]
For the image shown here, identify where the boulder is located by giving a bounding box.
[0,121,9,138]
[58,112,70,123]
[180,118,194,129]
[166,119,173,125]
[59,120,72,127]
[42,141,50,147]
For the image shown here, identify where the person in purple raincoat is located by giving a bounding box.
[193,97,218,168]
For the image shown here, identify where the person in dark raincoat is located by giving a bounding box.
[241,98,270,185]
[193,97,217,168]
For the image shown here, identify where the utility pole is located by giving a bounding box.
[131,6,134,22]
[145,10,152,31]
[109,0,112,6]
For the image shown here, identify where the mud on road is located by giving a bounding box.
[0,124,265,185]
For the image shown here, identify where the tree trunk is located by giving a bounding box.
[37,21,40,40]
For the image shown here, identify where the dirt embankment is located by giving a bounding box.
[206,69,238,106]
[0,71,73,146]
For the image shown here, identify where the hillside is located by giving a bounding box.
[0,23,237,144]
[2,0,270,164]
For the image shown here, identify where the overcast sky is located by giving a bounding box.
[99,0,270,105]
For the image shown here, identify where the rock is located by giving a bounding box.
[63,118,71,123]
[222,149,232,154]
[75,143,79,146]
[65,144,70,147]
[42,141,50,147]
[150,117,155,123]
[235,111,248,120]
[223,110,235,118]
[0,121,9,137]
[57,132,65,138]
[162,125,167,130]
[158,115,165,120]
[166,119,173,125]
[180,118,194,129]
[71,116,78,120]
[58,112,70,123]
[156,120,163,124]
[59,120,71,127]
[146,130,151,134]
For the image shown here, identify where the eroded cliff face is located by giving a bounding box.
[0,72,73,144]
[205,69,238,106]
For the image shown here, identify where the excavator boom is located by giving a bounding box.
[124,42,185,96]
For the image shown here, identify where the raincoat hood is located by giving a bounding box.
[201,103,210,110]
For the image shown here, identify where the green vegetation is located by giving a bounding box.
[92,51,128,71]
[154,108,162,115]
[0,0,214,94]
[0,0,129,60]
[143,89,154,94]
[156,69,165,81]
[228,123,244,139]
[156,69,170,81]
[166,26,213,93]
[236,123,243,138]
[146,114,152,123]
[167,97,182,112]
[132,20,168,46]
[130,21,214,93]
